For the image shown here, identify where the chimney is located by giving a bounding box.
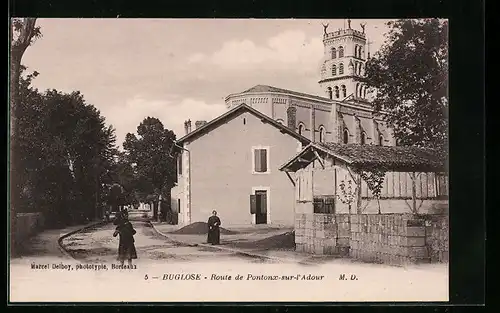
[184,119,192,135]
[195,120,207,129]
[286,106,297,130]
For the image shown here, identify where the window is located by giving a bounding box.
[379,135,384,146]
[339,46,344,58]
[356,83,360,97]
[339,63,344,74]
[298,123,304,135]
[331,47,336,59]
[364,87,367,98]
[334,86,340,98]
[355,45,359,58]
[331,64,337,76]
[319,126,325,142]
[314,196,335,214]
[177,154,183,175]
[343,129,349,144]
[253,147,269,173]
[341,85,347,98]
[327,87,332,99]
[361,132,366,145]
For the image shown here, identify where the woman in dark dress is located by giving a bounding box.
[113,211,137,265]
[207,210,221,245]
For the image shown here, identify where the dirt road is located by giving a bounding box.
[62,220,275,264]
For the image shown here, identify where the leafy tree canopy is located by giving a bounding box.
[16,70,117,225]
[123,117,176,220]
[123,117,176,196]
[361,19,448,151]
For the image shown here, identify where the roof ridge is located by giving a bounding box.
[176,103,311,145]
[241,84,333,102]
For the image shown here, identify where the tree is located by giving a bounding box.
[356,167,387,214]
[360,19,448,152]
[10,18,41,137]
[106,151,139,211]
[44,90,117,222]
[16,85,117,226]
[108,183,126,213]
[123,117,176,221]
[111,152,136,192]
[10,18,41,254]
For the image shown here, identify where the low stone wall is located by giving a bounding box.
[14,213,45,242]
[350,214,429,265]
[295,213,350,255]
[294,212,448,266]
[423,214,449,263]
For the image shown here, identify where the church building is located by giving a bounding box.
[224,21,395,146]
[171,21,396,227]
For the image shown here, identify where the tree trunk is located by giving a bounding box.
[160,189,172,223]
[356,174,363,214]
[152,201,158,220]
[10,18,39,256]
[410,172,417,214]
[10,53,22,256]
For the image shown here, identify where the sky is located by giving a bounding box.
[22,18,392,148]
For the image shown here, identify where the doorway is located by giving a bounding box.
[255,190,268,224]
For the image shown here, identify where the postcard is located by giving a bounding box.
[9,18,449,303]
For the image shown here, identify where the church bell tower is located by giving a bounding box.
[319,19,369,103]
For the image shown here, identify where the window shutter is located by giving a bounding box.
[254,149,261,172]
[261,193,267,214]
[250,195,257,214]
[261,149,267,172]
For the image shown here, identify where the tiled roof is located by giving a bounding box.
[239,85,334,103]
[280,142,447,173]
[317,143,447,171]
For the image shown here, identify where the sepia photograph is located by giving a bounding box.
[9,18,449,303]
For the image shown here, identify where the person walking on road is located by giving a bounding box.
[207,210,221,245]
[113,210,137,266]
